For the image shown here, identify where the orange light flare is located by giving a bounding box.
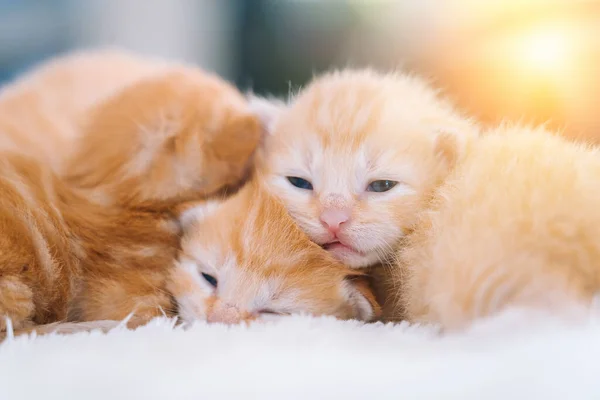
[410,1,600,136]
[506,22,584,83]
[488,19,586,91]
[457,20,590,122]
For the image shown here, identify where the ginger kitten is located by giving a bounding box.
[252,69,476,268]
[392,125,600,331]
[169,177,381,324]
[0,66,261,332]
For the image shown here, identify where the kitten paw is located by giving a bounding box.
[67,67,263,207]
[0,276,35,332]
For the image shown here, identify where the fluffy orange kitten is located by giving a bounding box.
[168,178,381,324]
[0,65,261,332]
[391,125,600,331]
[252,69,475,268]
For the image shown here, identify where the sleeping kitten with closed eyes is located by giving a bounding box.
[252,69,476,269]
[0,62,263,335]
[8,178,380,339]
[168,177,380,324]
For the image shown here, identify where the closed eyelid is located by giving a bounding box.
[266,292,301,315]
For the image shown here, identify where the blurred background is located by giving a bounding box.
[1,0,599,140]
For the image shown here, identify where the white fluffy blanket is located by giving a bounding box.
[1,310,599,400]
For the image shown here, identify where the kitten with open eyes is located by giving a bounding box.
[0,65,262,332]
[251,69,476,269]
[390,125,600,331]
[168,177,380,324]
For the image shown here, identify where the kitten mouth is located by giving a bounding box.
[322,240,363,255]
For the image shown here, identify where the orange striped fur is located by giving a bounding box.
[0,61,261,332]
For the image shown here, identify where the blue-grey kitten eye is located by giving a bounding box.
[202,273,218,287]
[367,180,398,193]
[286,176,313,190]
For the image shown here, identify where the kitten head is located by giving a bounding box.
[253,69,477,268]
[66,67,262,208]
[168,179,381,324]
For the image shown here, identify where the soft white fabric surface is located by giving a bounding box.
[1,309,599,400]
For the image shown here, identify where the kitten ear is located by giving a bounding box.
[433,127,471,169]
[342,275,382,322]
[247,93,287,134]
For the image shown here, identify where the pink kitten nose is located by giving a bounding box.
[207,302,244,325]
[320,209,350,233]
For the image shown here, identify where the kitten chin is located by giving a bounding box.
[393,125,600,331]
[251,68,478,269]
[167,178,382,325]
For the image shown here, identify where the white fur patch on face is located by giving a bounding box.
[256,277,286,311]
[268,288,307,315]
[172,258,214,324]
[176,292,209,325]
[182,241,222,277]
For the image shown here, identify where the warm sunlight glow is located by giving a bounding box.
[515,26,572,76]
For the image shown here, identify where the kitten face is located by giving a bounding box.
[254,70,476,268]
[168,180,380,325]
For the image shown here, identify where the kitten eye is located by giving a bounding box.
[367,180,398,193]
[258,309,288,316]
[201,273,218,288]
[286,176,313,190]
[258,309,280,315]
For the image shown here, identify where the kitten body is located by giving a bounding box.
[253,69,475,268]
[394,126,600,330]
[0,65,261,331]
[0,49,189,173]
